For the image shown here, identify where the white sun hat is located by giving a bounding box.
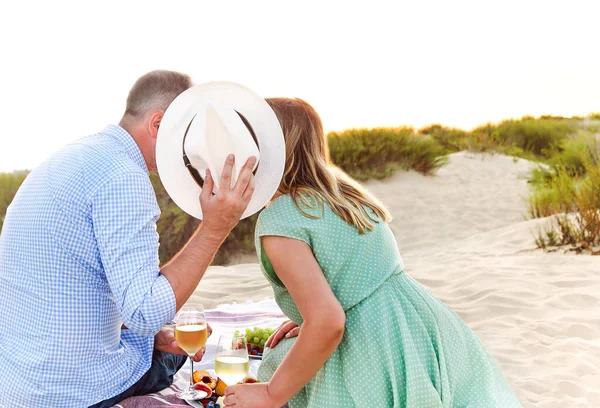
[156,81,285,220]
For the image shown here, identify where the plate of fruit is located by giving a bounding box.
[234,327,276,360]
[185,370,259,408]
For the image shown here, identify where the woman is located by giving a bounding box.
[223,98,521,408]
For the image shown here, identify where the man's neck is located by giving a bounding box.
[118,119,155,172]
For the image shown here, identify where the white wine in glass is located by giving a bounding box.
[175,323,208,356]
[215,333,249,387]
[175,306,207,399]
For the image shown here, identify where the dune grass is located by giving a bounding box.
[328,127,448,180]
[417,116,579,162]
[532,165,600,254]
[417,125,472,153]
[489,118,576,158]
[528,132,600,254]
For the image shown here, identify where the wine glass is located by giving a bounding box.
[175,305,208,399]
[214,333,250,387]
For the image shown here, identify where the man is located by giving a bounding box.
[0,70,256,407]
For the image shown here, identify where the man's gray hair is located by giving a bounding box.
[123,70,193,120]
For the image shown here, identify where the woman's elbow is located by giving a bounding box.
[330,311,346,341]
[318,310,345,344]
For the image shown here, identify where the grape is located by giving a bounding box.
[235,326,278,350]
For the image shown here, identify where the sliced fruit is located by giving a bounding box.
[243,376,259,384]
[194,382,213,398]
[214,377,227,396]
[193,370,211,384]
[205,376,217,390]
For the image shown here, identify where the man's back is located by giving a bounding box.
[0,125,175,407]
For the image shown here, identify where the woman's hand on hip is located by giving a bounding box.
[265,320,300,349]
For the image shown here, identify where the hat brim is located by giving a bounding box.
[156,81,285,220]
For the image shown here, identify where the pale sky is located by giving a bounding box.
[1,0,599,172]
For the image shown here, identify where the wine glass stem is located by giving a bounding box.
[189,357,194,388]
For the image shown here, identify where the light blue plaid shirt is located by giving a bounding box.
[0,125,177,407]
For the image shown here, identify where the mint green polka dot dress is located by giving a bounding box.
[255,195,521,408]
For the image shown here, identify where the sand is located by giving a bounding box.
[189,152,600,407]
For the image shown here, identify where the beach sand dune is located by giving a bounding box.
[191,152,600,407]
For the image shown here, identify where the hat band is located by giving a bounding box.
[182,111,260,189]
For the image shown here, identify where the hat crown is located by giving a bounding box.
[184,102,260,189]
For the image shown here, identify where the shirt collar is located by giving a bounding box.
[102,124,149,173]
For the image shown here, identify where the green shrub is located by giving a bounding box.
[528,133,599,189]
[491,119,575,158]
[0,171,29,232]
[327,127,448,180]
[528,169,578,218]
[532,157,600,254]
[417,124,471,153]
[465,123,498,153]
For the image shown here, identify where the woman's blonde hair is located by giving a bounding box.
[266,97,391,234]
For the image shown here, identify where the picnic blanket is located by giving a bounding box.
[114,388,190,408]
[116,299,287,408]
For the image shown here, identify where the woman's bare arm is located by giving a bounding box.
[261,235,346,405]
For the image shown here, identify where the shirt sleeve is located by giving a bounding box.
[91,171,176,337]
